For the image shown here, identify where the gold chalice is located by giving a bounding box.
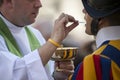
[51,47,78,61]
[51,47,78,72]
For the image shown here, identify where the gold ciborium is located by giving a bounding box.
[51,47,78,61]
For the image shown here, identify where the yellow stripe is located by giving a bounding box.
[68,74,73,80]
[67,49,73,59]
[63,50,67,59]
[109,40,120,50]
[93,45,107,55]
[84,55,97,80]
[111,61,120,80]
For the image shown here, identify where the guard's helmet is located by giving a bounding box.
[82,0,120,18]
[82,0,120,35]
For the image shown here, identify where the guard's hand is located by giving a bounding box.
[53,60,74,80]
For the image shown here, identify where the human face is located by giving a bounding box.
[82,8,93,35]
[7,0,42,26]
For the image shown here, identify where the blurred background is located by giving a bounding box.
[32,0,96,68]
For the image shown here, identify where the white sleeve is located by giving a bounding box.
[29,26,55,78]
[0,50,49,80]
[0,36,49,80]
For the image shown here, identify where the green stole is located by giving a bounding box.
[0,17,41,57]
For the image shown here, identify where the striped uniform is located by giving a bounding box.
[72,40,120,80]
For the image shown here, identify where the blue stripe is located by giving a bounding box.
[102,45,120,67]
[72,63,82,80]
[101,57,111,80]
[99,40,110,48]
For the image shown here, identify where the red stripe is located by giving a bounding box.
[93,55,102,80]
[76,63,83,80]
[110,69,113,80]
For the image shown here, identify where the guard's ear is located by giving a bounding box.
[98,18,109,29]
[98,19,102,26]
